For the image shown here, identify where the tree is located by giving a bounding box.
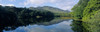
[71,0,90,19]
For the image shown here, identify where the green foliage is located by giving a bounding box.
[0,5,54,26]
[71,20,89,32]
[82,0,100,22]
[71,0,100,21]
[71,0,90,19]
[32,6,70,17]
[82,18,100,32]
[71,0,100,32]
[0,5,55,32]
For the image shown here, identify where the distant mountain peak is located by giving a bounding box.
[29,6,70,13]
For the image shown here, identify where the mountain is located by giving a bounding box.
[36,6,70,13]
[29,6,70,17]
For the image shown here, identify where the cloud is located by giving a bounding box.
[0,4,3,5]
[0,4,14,6]
[6,4,14,6]
[24,0,48,6]
[0,0,14,6]
[0,0,79,10]
[52,0,78,10]
[9,0,15,2]
[23,0,79,10]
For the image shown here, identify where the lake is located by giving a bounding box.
[0,17,97,32]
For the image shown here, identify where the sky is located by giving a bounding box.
[0,0,79,10]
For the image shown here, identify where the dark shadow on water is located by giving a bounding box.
[71,20,100,32]
[0,15,54,32]
[70,20,89,32]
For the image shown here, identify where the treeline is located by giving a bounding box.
[0,5,55,26]
[30,6,70,17]
[71,0,100,32]
[71,0,100,22]
[0,5,54,18]
[0,5,55,32]
[71,0,90,19]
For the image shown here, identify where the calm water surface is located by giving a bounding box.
[3,18,74,32]
[1,18,92,32]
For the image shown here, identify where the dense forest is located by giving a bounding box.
[71,0,90,19]
[71,0,100,32]
[0,5,70,32]
[71,0,100,22]
[0,5,55,32]
[30,6,70,17]
[1,0,100,32]
[0,5,55,26]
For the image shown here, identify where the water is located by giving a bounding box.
[1,17,99,32]
[3,19,73,32]
[0,18,75,32]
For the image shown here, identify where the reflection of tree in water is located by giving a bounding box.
[37,19,71,26]
[82,22,100,32]
[0,13,54,32]
[70,20,89,32]
[0,11,17,32]
[0,5,55,32]
[17,17,54,26]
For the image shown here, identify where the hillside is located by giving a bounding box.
[36,6,70,13]
[71,0,100,32]
[29,6,70,17]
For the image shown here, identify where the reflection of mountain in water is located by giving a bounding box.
[0,17,54,32]
[36,18,71,26]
